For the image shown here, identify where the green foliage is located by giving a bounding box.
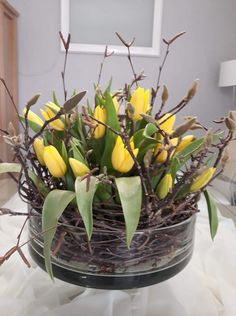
[100,91,120,171]
[75,176,99,240]
[42,190,75,280]
[28,171,49,197]
[20,117,42,133]
[0,163,21,174]
[115,177,142,247]
[204,190,219,240]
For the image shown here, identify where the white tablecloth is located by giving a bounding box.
[0,194,236,316]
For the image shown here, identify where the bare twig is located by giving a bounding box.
[0,78,25,130]
[97,46,114,87]
[115,32,138,87]
[59,31,71,101]
[151,31,186,107]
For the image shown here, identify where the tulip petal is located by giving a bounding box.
[23,108,44,127]
[44,146,67,177]
[158,113,176,134]
[69,158,90,177]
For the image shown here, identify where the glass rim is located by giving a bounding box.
[31,207,196,235]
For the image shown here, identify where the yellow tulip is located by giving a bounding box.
[129,87,150,121]
[156,174,173,199]
[69,158,90,177]
[33,138,45,166]
[155,137,178,163]
[40,107,65,131]
[23,108,44,127]
[44,145,67,177]
[157,113,176,134]
[111,136,139,173]
[175,135,195,154]
[190,167,216,192]
[93,105,107,139]
[46,101,61,113]
[155,144,168,163]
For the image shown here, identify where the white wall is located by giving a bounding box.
[8,0,236,126]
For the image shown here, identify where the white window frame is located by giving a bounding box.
[60,0,163,57]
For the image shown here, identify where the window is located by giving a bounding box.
[61,0,163,56]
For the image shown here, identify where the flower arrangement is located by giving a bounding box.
[0,32,235,285]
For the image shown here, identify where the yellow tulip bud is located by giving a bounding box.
[129,87,150,121]
[190,167,216,192]
[157,113,176,134]
[93,105,107,139]
[46,101,60,113]
[69,158,90,177]
[156,174,173,199]
[155,137,178,163]
[175,135,195,154]
[23,108,44,127]
[155,144,168,163]
[44,145,67,178]
[33,138,45,166]
[111,136,139,173]
[40,108,65,131]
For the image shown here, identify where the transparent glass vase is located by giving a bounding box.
[29,210,196,290]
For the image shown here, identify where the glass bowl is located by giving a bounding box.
[29,211,196,290]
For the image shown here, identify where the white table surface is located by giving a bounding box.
[0,194,236,316]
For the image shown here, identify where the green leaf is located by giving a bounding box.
[169,157,181,179]
[0,163,21,174]
[176,131,223,159]
[89,137,105,165]
[143,123,159,141]
[101,91,120,171]
[20,117,42,133]
[95,183,112,202]
[53,91,60,106]
[171,131,223,177]
[75,176,99,240]
[203,190,219,240]
[65,168,76,191]
[28,170,49,197]
[42,190,75,280]
[133,129,145,147]
[61,141,68,163]
[71,140,86,164]
[115,176,142,248]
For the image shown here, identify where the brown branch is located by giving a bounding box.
[97,46,114,87]
[115,32,138,87]
[151,43,170,107]
[0,78,25,130]
[59,31,71,101]
[0,208,32,216]
[28,109,64,146]
[151,32,186,107]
